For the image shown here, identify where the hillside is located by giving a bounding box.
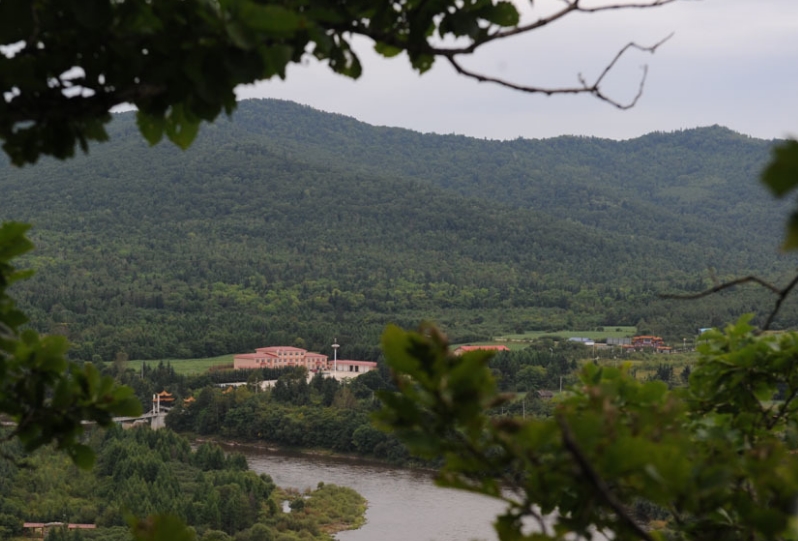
[225,101,786,259]
[0,99,795,360]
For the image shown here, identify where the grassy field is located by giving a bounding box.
[497,327,637,342]
[128,354,235,375]
[453,327,639,352]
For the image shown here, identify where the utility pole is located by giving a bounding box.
[332,339,340,375]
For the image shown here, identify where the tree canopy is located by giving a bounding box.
[0,223,140,467]
[376,319,798,541]
[0,0,679,165]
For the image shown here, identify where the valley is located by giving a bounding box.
[1,99,795,361]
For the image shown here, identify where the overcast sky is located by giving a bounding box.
[236,0,798,141]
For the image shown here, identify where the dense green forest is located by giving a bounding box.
[0,427,365,541]
[1,99,796,360]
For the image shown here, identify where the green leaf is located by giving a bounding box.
[136,112,165,146]
[0,222,33,261]
[782,211,798,251]
[69,443,96,470]
[224,20,254,49]
[262,45,294,79]
[0,0,34,39]
[110,385,144,417]
[762,139,798,197]
[164,104,200,150]
[374,42,403,58]
[130,513,196,541]
[411,53,435,74]
[381,325,422,376]
[481,2,520,27]
[240,3,300,33]
[69,0,112,30]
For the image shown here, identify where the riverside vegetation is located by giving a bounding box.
[0,427,366,541]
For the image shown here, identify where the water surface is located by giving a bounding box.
[230,445,503,541]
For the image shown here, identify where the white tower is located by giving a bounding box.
[332,339,340,374]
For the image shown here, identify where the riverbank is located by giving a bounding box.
[235,443,503,541]
[191,434,436,470]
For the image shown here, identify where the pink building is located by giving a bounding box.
[234,346,328,371]
[234,346,379,376]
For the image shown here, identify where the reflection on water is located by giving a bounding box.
[226,444,503,541]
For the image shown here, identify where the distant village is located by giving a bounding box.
[229,335,677,384]
[116,332,686,432]
[454,335,678,356]
[233,345,377,379]
[567,335,674,353]
[223,334,677,394]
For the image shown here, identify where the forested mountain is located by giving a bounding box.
[0,99,795,360]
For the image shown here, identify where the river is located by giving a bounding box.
[225,444,505,541]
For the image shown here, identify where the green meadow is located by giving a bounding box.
[127,354,235,375]
[497,327,637,342]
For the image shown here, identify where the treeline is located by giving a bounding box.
[2,99,798,361]
[165,368,410,462]
[0,427,366,541]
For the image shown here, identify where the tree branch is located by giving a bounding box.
[659,271,798,332]
[659,276,781,300]
[557,414,655,541]
[429,0,680,55]
[762,272,798,331]
[766,387,798,430]
[444,33,672,109]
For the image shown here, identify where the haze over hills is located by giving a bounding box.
[0,99,795,361]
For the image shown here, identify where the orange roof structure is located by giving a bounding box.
[454,345,510,355]
[154,390,175,403]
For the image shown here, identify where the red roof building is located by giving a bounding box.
[625,336,672,353]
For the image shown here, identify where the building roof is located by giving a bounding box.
[256,346,308,353]
[155,390,174,403]
[455,345,510,353]
[235,352,278,359]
